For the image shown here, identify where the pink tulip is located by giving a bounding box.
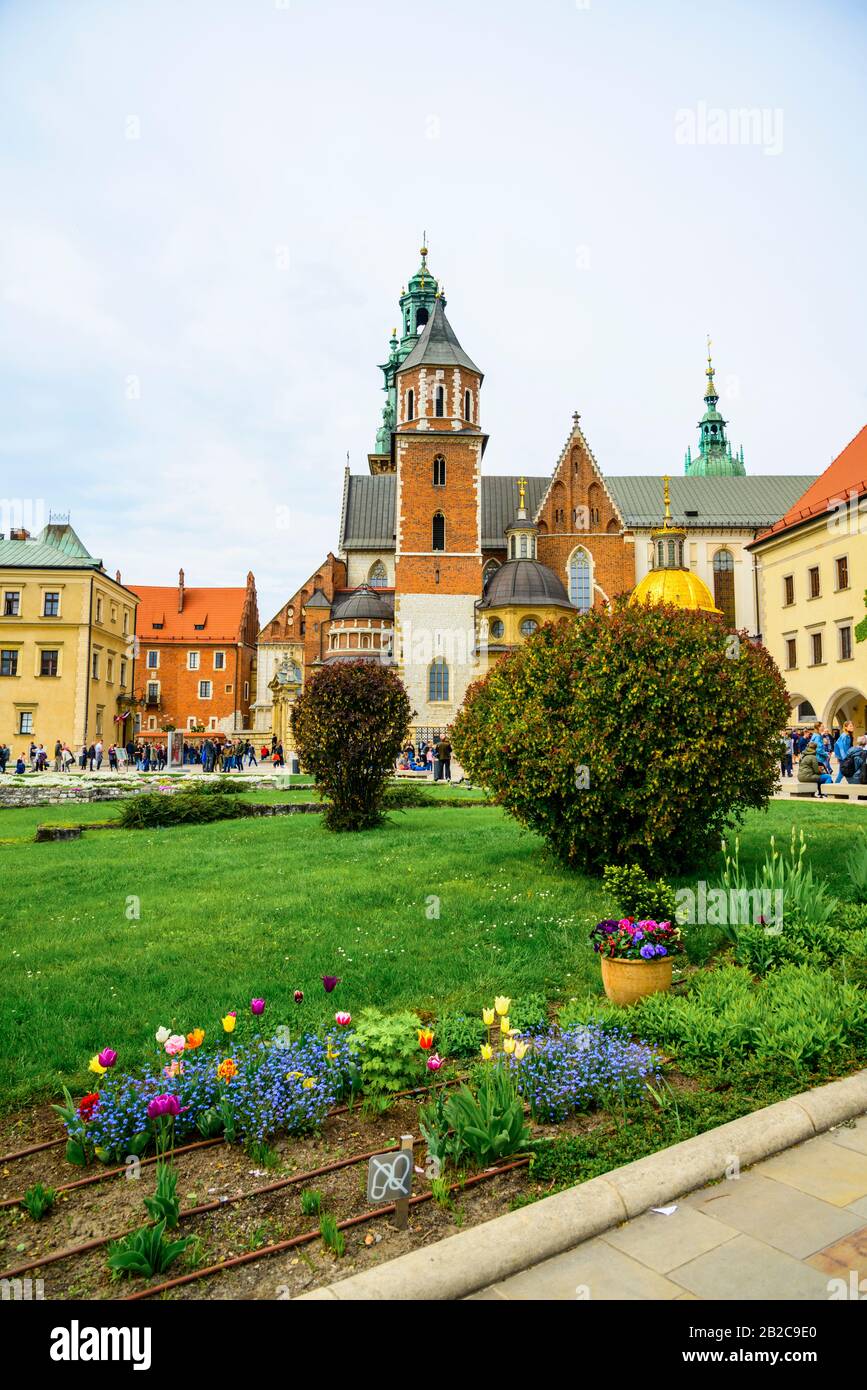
[335,1011,351,1027]
[426,1053,444,1072]
[97,1048,117,1069]
[251,998,265,1016]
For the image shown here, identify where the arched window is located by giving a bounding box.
[464,388,472,421]
[482,559,500,591]
[416,307,428,332]
[435,385,445,418]
[433,454,446,487]
[428,658,449,702]
[713,549,736,626]
[520,617,539,638]
[407,388,414,422]
[432,512,445,551]
[368,561,387,589]
[568,548,592,612]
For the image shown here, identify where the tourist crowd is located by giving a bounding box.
[788,721,865,795]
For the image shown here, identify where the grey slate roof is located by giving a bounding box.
[331,586,394,621]
[398,298,483,378]
[479,559,574,611]
[0,522,102,570]
[606,475,817,528]
[339,473,817,551]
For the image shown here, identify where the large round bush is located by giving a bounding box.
[452,603,789,874]
[291,660,411,831]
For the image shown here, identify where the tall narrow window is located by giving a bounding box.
[568,548,592,612]
[428,658,449,702]
[432,512,445,551]
[712,549,736,626]
[407,388,414,422]
[435,384,445,417]
[369,561,387,588]
[482,560,499,591]
[520,534,528,558]
[464,388,471,421]
[433,454,446,487]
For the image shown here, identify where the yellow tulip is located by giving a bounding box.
[503,1037,516,1055]
[494,996,511,1017]
[514,1041,528,1060]
[302,1077,316,1089]
[480,1043,493,1061]
[221,1013,237,1033]
[482,1007,495,1026]
[88,1055,106,1076]
[499,1018,511,1035]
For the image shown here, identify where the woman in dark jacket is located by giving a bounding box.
[798,747,831,798]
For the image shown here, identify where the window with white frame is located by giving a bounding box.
[188,651,200,671]
[146,650,159,669]
[198,680,212,699]
[568,548,592,612]
[213,651,226,670]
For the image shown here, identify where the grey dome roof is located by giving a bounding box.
[479,559,574,611]
[330,585,394,622]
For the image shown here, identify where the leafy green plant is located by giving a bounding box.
[437,1012,486,1058]
[718,828,838,941]
[354,1007,423,1095]
[119,790,249,829]
[602,865,679,923]
[107,1219,195,1279]
[845,832,867,905]
[444,1067,531,1165]
[245,1140,279,1170]
[300,1188,323,1217]
[508,993,549,1035]
[320,1212,345,1256]
[418,1089,464,1173]
[143,1163,181,1229]
[22,1183,57,1221]
[430,1176,454,1210]
[196,1106,224,1139]
[452,602,789,873]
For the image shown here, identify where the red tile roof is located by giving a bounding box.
[130,585,250,643]
[753,425,867,541]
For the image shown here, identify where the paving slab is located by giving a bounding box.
[805,1225,867,1282]
[489,1237,683,1301]
[668,1232,835,1301]
[686,1171,865,1258]
[602,1205,739,1273]
[827,1116,867,1157]
[755,1135,867,1206]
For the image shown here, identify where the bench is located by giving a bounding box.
[779,782,867,802]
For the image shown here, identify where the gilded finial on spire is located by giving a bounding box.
[420,232,428,264]
[662,474,672,524]
[705,335,717,398]
[517,475,528,510]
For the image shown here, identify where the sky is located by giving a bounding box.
[1,0,865,624]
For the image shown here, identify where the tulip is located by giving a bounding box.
[97,1048,117,1069]
[514,1041,528,1060]
[499,1018,511,1036]
[78,1092,100,1122]
[164,1034,185,1057]
[418,1028,435,1050]
[503,1037,516,1055]
[186,1028,205,1049]
[88,1055,106,1076]
[155,1026,170,1045]
[217,1058,237,1083]
[147,1093,183,1119]
[494,996,511,1017]
[163,1061,184,1079]
[250,998,265,1016]
[322,976,341,994]
[482,1007,495,1026]
[480,1043,493,1061]
[427,1053,444,1072]
[335,1011,351,1027]
[302,1077,316,1089]
[221,1013,237,1033]
[294,990,304,1004]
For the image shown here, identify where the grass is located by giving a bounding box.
[0,798,863,1109]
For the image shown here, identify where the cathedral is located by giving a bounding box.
[253,244,814,747]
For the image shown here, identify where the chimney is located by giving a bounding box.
[10,527,30,541]
[178,568,185,613]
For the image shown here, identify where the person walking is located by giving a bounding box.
[108,744,119,771]
[54,738,63,773]
[436,733,453,782]
[780,732,794,779]
[94,740,103,771]
[62,743,74,772]
[0,743,9,773]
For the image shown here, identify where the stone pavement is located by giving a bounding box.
[469,1115,867,1300]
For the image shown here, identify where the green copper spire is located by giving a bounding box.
[373,238,444,456]
[684,338,746,476]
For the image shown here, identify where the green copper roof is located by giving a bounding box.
[606,475,816,528]
[398,297,483,378]
[0,522,102,569]
[685,346,745,476]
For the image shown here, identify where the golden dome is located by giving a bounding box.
[629,568,719,613]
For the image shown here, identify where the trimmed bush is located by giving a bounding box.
[452,602,788,874]
[291,661,411,831]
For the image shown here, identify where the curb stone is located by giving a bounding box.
[293,1069,867,1301]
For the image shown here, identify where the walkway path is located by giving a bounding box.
[470,1116,867,1300]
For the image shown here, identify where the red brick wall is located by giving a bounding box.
[535,430,635,604]
[394,432,481,596]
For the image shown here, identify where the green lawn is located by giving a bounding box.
[0,798,863,1109]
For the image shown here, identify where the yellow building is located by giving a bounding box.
[0,521,139,756]
[748,426,867,735]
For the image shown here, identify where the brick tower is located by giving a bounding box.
[392,292,487,738]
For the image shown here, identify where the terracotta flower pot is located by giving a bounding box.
[600,953,673,1007]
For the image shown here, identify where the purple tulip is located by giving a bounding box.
[322,976,341,994]
[98,1048,117,1069]
[251,998,265,1015]
[294,990,304,1004]
[147,1093,182,1119]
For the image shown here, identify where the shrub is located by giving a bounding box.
[452,602,788,874]
[845,832,867,905]
[602,865,678,922]
[290,661,411,831]
[514,1026,660,1123]
[119,790,247,829]
[353,1007,423,1095]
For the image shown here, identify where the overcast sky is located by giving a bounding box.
[1,0,865,623]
